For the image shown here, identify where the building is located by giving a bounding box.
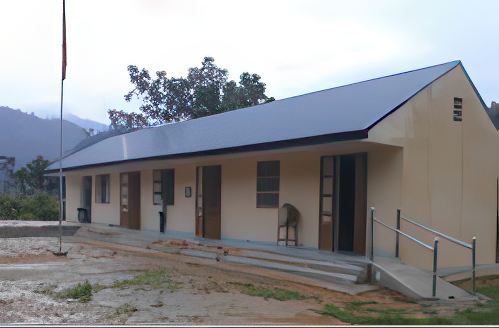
[47,61,498,271]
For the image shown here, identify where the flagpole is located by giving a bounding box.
[57,0,66,255]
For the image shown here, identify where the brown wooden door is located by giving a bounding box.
[128,172,141,230]
[202,165,221,239]
[319,156,335,250]
[120,172,141,230]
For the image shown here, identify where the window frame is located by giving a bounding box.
[256,160,280,208]
[95,174,110,204]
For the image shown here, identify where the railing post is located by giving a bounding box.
[472,236,476,296]
[432,238,439,298]
[370,207,375,262]
[396,209,401,258]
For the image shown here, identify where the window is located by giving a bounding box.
[95,174,110,204]
[153,169,174,205]
[257,161,280,208]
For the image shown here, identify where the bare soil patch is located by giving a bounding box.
[0,236,481,324]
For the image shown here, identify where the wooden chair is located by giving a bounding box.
[277,203,299,246]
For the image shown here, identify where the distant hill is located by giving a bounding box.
[63,112,109,133]
[0,106,88,170]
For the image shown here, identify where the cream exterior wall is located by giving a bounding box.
[62,64,498,270]
[63,142,371,248]
[368,65,498,269]
[64,174,81,223]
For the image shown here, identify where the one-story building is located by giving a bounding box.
[47,60,499,271]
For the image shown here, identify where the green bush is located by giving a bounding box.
[0,193,22,220]
[20,191,59,221]
[0,192,59,221]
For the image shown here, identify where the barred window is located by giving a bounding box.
[257,161,279,208]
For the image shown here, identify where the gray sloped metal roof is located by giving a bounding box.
[48,60,460,171]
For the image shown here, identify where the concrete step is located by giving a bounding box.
[240,250,367,283]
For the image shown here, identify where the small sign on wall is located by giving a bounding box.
[454,97,462,121]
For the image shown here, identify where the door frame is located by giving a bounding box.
[318,153,367,255]
[195,165,222,239]
[120,171,141,230]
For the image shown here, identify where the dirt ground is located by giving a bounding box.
[0,236,481,325]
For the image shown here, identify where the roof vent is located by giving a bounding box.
[454,97,462,121]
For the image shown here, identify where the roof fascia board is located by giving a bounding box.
[458,62,489,110]
[366,61,461,132]
[46,129,368,173]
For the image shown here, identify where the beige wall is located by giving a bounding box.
[65,174,81,223]
[63,141,371,248]
[368,65,498,269]
[62,64,498,270]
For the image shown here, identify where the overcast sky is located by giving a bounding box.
[1,0,497,124]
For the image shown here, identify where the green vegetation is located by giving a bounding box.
[316,302,453,325]
[116,303,138,315]
[0,191,59,220]
[35,270,180,306]
[8,155,59,195]
[229,282,309,301]
[111,57,274,130]
[55,280,93,303]
[316,275,499,325]
[106,270,181,292]
[450,275,499,325]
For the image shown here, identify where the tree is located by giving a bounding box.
[9,156,58,195]
[0,156,15,171]
[9,167,28,195]
[114,57,274,127]
[108,109,149,131]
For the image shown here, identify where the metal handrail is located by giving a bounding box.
[397,209,476,295]
[370,207,440,297]
[373,217,434,251]
[401,215,472,249]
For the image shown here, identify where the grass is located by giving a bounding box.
[315,303,454,325]
[228,282,310,301]
[55,280,93,303]
[36,270,181,304]
[116,303,138,315]
[315,275,499,325]
[106,269,182,292]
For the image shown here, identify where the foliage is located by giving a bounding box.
[112,57,274,129]
[116,303,138,315]
[229,282,309,301]
[9,155,59,195]
[108,270,181,291]
[0,191,59,221]
[55,280,93,303]
[315,303,453,325]
[0,156,15,171]
[316,279,499,326]
[108,109,149,131]
[0,193,21,220]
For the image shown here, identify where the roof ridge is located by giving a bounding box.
[264,60,461,105]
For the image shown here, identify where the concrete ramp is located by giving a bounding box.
[373,256,475,300]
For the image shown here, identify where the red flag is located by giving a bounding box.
[62,0,67,80]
